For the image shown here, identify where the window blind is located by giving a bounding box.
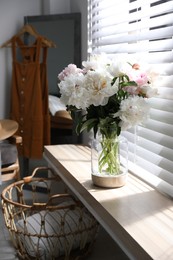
[89,0,173,197]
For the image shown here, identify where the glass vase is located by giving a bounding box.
[91,134,128,188]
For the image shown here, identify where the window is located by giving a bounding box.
[88,0,173,197]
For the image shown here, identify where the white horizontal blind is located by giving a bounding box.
[89,0,173,197]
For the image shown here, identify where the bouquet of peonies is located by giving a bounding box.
[58,53,158,139]
[58,54,158,175]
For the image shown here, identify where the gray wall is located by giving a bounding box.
[0,0,87,118]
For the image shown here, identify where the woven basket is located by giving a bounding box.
[1,167,99,260]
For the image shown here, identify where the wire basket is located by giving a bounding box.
[1,167,99,260]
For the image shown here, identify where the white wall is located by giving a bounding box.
[49,0,70,14]
[42,0,70,14]
[0,0,87,119]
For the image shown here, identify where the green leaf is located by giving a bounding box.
[79,118,98,133]
[122,81,137,87]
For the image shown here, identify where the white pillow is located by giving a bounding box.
[16,200,98,259]
[49,95,66,116]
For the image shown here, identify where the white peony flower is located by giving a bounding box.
[116,96,150,130]
[140,85,158,98]
[59,74,90,109]
[108,59,131,77]
[84,70,118,106]
[82,53,111,72]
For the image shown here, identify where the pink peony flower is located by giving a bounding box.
[123,86,140,95]
[58,64,83,81]
[128,68,149,86]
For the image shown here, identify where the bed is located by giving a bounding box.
[49,95,75,144]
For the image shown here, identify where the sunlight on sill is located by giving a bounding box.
[128,160,173,199]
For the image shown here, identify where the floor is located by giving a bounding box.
[0,182,19,260]
[0,181,129,260]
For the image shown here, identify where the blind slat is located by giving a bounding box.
[145,119,173,137]
[94,26,173,46]
[95,39,173,53]
[151,98,173,112]
[110,51,173,63]
[150,109,173,124]
[92,1,173,25]
[134,127,173,149]
[93,13,173,38]
[92,0,173,14]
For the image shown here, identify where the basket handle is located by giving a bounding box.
[23,167,56,183]
[46,193,74,206]
[31,194,77,210]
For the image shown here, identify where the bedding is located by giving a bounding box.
[49,95,73,129]
[48,95,66,116]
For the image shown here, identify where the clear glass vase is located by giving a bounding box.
[91,134,128,188]
[91,133,128,180]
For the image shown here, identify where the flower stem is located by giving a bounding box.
[98,135,120,175]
